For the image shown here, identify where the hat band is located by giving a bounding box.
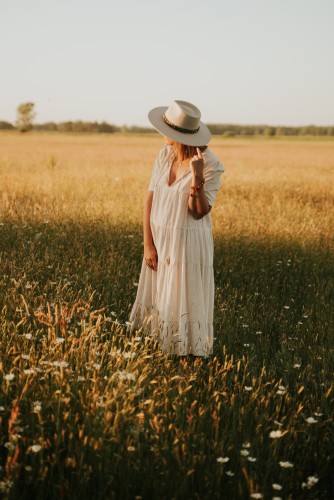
[163,113,200,134]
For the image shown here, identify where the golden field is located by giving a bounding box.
[0,132,334,499]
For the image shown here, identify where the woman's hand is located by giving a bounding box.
[144,242,158,271]
[190,147,204,181]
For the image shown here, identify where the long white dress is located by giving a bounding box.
[129,144,224,356]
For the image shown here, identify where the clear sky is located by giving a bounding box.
[1,0,333,126]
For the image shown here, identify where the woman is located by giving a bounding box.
[129,100,224,357]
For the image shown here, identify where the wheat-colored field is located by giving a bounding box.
[0,132,333,499]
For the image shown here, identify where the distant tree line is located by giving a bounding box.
[32,121,156,134]
[0,120,156,134]
[206,123,334,137]
[1,117,334,137]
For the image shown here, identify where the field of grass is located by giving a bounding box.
[0,131,334,499]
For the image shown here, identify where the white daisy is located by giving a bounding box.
[279,461,294,468]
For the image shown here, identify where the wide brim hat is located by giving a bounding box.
[148,99,212,146]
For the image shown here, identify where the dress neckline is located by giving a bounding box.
[167,154,190,187]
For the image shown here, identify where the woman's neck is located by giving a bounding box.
[174,145,184,163]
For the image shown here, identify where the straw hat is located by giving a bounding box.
[148,99,212,146]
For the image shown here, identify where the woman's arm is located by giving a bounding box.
[143,190,158,271]
[188,148,211,220]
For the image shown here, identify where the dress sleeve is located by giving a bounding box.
[148,145,170,192]
[203,158,225,207]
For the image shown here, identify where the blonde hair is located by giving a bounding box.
[173,143,208,161]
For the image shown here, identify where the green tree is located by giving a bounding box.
[0,121,14,130]
[16,102,36,132]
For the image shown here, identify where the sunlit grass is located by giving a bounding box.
[0,132,334,498]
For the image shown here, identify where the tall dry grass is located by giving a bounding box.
[0,132,334,499]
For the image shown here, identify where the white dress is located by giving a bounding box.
[129,144,224,356]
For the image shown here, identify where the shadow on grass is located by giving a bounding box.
[1,219,334,499]
[1,218,333,368]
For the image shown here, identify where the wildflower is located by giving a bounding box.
[5,373,15,381]
[33,402,42,412]
[250,494,263,499]
[243,343,250,347]
[298,321,303,325]
[272,484,282,490]
[56,337,65,344]
[4,442,15,451]
[269,430,283,439]
[247,456,257,462]
[314,412,323,417]
[123,352,136,359]
[242,442,251,448]
[279,461,294,468]
[272,497,282,500]
[127,446,135,452]
[22,354,30,360]
[25,333,32,339]
[96,400,106,408]
[255,330,262,335]
[244,386,252,391]
[242,324,249,328]
[302,476,319,489]
[216,456,229,463]
[293,363,301,368]
[31,444,42,453]
[118,371,136,381]
[240,449,249,456]
[278,385,285,390]
[53,361,69,368]
[134,337,141,341]
[225,470,235,476]
[276,389,286,395]
[24,368,35,375]
[0,406,5,411]
[305,417,317,424]
[93,364,102,370]
[0,479,13,494]
[283,306,290,309]
[110,349,122,357]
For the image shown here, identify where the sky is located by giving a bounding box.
[1,0,334,127]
